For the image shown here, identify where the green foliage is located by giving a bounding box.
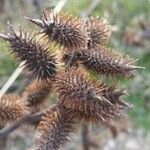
[127,94,150,130]
[0,41,16,76]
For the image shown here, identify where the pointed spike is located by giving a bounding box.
[42,8,49,20]
[113,89,128,96]
[7,21,17,37]
[0,33,13,41]
[103,97,116,108]
[127,58,139,64]
[24,17,44,28]
[122,90,129,96]
[125,101,133,109]
[95,95,115,108]
[128,65,145,70]
[19,25,22,38]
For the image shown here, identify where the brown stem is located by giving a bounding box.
[81,123,100,150]
[82,122,90,150]
[0,110,45,139]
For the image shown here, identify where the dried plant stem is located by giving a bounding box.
[81,0,101,17]
[82,123,100,150]
[0,0,68,99]
[82,123,90,150]
[53,0,68,13]
[0,110,45,139]
[0,62,25,99]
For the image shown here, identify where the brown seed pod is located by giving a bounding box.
[0,94,29,125]
[29,106,77,150]
[78,45,144,78]
[0,25,57,81]
[54,69,129,123]
[103,88,131,109]
[22,80,52,113]
[25,9,88,50]
[87,17,112,48]
[79,85,130,123]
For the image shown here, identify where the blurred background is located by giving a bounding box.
[0,0,150,149]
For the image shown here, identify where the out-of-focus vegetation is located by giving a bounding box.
[0,0,150,130]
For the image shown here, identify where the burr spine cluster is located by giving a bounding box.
[0,94,29,125]
[0,9,143,150]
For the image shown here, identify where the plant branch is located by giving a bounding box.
[82,123,90,150]
[81,0,101,18]
[0,110,45,139]
[0,62,25,99]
